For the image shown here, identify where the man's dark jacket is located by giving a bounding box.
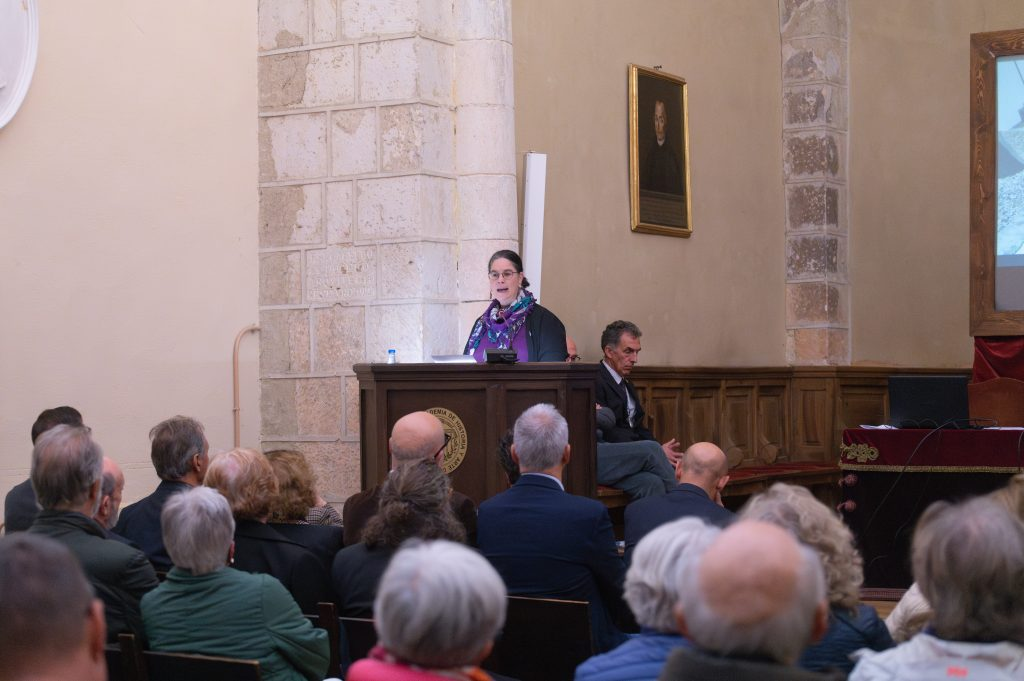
[595,361,655,442]
[29,509,158,642]
[659,646,846,681]
[342,484,477,546]
[3,478,38,532]
[114,480,192,571]
[623,483,735,563]
[233,519,332,614]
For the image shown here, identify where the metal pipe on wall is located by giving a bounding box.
[232,324,259,447]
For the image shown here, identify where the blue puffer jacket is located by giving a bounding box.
[799,604,894,673]
[574,631,691,681]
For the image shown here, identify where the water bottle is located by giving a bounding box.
[386,349,398,364]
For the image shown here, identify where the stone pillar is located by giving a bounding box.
[257,0,517,504]
[780,0,849,365]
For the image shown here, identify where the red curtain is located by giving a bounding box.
[973,336,1024,382]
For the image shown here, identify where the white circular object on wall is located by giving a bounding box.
[0,0,39,129]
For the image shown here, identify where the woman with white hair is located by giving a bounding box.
[574,517,720,681]
[741,483,893,673]
[347,540,507,681]
[141,486,330,681]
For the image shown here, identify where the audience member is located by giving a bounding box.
[662,520,840,681]
[266,449,343,571]
[27,424,158,641]
[885,472,1024,642]
[93,456,133,545]
[142,486,329,681]
[496,429,519,486]
[3,405,84,533]
[478,403,630,653]
[114,415,209,570]
[204,447,330,613]
[332,460,465,617]
[0,533,106,681]
[575,517,720,681]
[595,321,677,499]
[623,441,733,563]
[347,540,507,681]
[850,497,1024,680]
[741,483,893,673]
[343,411,476,546]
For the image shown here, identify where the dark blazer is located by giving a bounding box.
[477,474,629,653]
[233,519,332,614]
[330,542,396,618]
[623,483,735,563]
[342,485,477,547]
[660,646,846,681]
[29,510,158,642]
[114,480,192,571]
[268,522,344,573]
[595,361,654,442]
[3,477,39,532]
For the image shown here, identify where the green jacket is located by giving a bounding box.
[29,509,158,642]
[142,566,330,681]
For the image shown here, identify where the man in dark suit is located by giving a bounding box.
[477,403,630,653]
[4,406,84,533]
[113,416,209,570]
[343,411,477,546]
[594,320,678,498]
[624,441,734,563]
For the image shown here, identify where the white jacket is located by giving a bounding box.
[850,632,1024,681]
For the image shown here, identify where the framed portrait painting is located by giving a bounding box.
[629,64,693,237]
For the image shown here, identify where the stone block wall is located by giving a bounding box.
[257,0,517,504]
[781,0,850,365]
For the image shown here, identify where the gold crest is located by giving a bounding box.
[840,443,879,464]
[427,407,468,474]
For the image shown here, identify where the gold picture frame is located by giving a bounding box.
[629,64,693,237]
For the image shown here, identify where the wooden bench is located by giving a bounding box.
[481,595,593,681]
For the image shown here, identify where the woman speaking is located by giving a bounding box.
[463,249,567,362]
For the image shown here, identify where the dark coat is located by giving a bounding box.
[268,522,344,573]
[659,646,846,681]
[342,485,477,547]
[477,474,629,653]
[29,510,158,641]
[623,483,735,563]
[798,604,894,673]
[3,478,38,532]
[233,519,332,614]
[330,542,396,618]
[113,479,193,571]
[595,361,654,442]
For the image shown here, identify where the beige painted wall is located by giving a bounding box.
[512,0,788,367]
[0,1,258,518]
[849,1,1024,367]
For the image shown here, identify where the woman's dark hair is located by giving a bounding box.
[362,460,466,549]
[488,249,531,289]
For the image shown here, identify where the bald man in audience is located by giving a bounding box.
[343,411,477,546]
[0,533,107,681]
[27,425,158,642]
[661,520,840,681]
[623,441,734,562]
[93,457,136,547]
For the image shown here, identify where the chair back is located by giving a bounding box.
[118,633,261,681]
[482,596,593,681]
[304,601,342,678]
[968,377,1024,426]
[339,616,378,673]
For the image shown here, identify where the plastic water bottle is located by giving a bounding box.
[386,349,398,364]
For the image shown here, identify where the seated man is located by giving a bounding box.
[624,441,734,562]
[595,321,678,499]
[114,416,209,570]
[0,533,107,681]
[663,520,842,680]
[27,424,159,641]
[4,405,84,533]
[343,411,476,546]
[850,497,1024,680]
[94,457,133,545]
[478,404,630,653]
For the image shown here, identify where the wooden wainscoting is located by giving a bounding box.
[629,366,971,467]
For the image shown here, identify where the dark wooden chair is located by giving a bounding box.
[118,633,262,681]
[304,601,342,678]
[969,377,1024,426]
[338,616,377,673]
[481,596,593,681]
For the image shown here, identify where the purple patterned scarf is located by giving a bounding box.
[463,290,537,355]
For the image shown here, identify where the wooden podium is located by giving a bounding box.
[354,363,599,504]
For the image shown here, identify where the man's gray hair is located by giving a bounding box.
[30,424,103,513]
[679,541,825,663]
[624,517,720,632]
[913,496,1024,643]
[150,416,206,481]
[512,403,568,472]
[162,486,236,575]
[0,533,95,678]
[375,540,507,668]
